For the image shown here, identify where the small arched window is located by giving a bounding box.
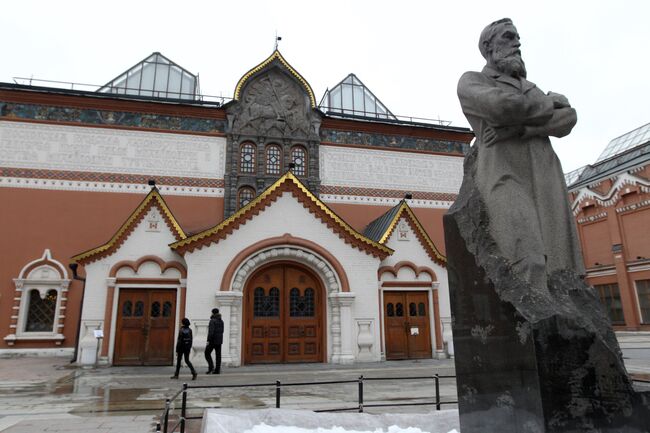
[25,289,58,332]
[291,146,307,176]
[240,142,256,173]
[238,187,255,209]
[266,144,282,175]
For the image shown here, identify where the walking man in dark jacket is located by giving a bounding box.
[204,308,224,374]
[171,318,197,380]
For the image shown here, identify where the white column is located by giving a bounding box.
[215,291,243,367]
[329,292,355,364]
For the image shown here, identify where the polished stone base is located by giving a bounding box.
[444,151,650,433]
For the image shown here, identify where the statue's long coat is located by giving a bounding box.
[457,66,584,289]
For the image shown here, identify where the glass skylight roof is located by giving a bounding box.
[98,52,199,100]
[319,74,396,120]
[596,122,650,162]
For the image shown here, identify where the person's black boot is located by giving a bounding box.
[205,369,213,374]
[192,372,197,380]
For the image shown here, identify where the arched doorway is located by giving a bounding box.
[244,262,324,364]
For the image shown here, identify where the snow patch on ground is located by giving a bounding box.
[242,423,460,433]
[202,408,460,433]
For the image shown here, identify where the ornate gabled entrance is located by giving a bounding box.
[244,263,323,364]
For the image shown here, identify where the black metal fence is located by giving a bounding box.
[156,373,457,433]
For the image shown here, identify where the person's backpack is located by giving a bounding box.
[179,327,192,350]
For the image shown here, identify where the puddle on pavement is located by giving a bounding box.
[68,387,166,416]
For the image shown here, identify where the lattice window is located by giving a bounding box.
[595,283,625,324]
[395,303,404,317]
[163,301,173,317]
[240,142,256,173]
[291,146,307,176]
[253,287,280,317]
[134,301,144,317]
[418,302,426,316]
[386,303,394,317]
[238,187,255,209]
[266,145,282,175]
[290,287,315,317]
[122,300,133,317]
[409,302,417,317]
[7,250,69,344]
[151,301,161,318]
[25,289,57,332]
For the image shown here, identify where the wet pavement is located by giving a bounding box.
[0,355,648,432]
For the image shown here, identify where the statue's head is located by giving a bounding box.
[479,18,527,78]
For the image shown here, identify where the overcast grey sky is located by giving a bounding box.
[1,0,648,172]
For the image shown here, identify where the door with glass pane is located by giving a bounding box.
[383,291,432,360]
[114,289,176,366]
[244,263,323,364]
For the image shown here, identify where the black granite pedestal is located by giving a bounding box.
[444,149,650,433]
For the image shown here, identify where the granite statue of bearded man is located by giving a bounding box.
[457,18,584,292]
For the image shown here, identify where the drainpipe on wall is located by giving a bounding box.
[68,263,87,364]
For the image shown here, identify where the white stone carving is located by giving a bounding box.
[319,145,463,194]
[356,319,374,362]
[320,194,453,209]
[0,176,224,197]
[0,121,226,179]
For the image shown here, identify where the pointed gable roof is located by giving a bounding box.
[170,171,392,258]
[97,52,199,100]
[233,50,316,108]
[319,73,396,120]
[71,188,186,265]
[363,200,446,267]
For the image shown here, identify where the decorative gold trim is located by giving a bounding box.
[233,50,317,108]
[170,171,392,255]
[378,201,446,264]
[71,188,186,263]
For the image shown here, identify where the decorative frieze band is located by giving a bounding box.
[0,176,224,197]
[0,121,227,179]
[319,145,463,195]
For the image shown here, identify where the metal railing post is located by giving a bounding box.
[276,380,281,408]
[163,398,170,433]
[434,374,441,410]
[180,383,188,433]
[358,375,364,413]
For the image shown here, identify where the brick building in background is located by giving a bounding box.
[567,123,650,346]
[0,51,473,366]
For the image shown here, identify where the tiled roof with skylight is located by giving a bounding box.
[97,52,199,100]
[319,73,396,120]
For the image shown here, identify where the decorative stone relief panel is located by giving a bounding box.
[224,66,322,216]
[0,121,226,179]
[228,69,320,140]
[319,145,463,194]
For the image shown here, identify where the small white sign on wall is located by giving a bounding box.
[93,330,104,339]
[410,327,419,336]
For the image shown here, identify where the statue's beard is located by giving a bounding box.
[493,52,527,79]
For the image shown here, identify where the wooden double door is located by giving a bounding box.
[244,263,323,364]
[384,291,432,360]
[114,289,176,366]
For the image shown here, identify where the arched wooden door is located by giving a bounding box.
[244,263,323,364]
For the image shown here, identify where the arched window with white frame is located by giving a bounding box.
[3,250,69,346]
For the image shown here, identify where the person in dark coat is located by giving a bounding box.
[171,318,197,380]
[204,308,224,374]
